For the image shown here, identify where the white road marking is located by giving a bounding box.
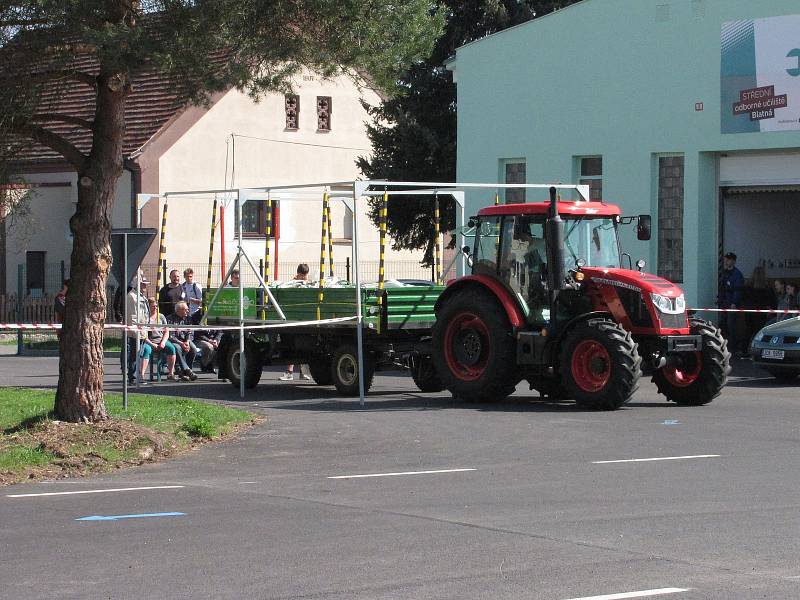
[593,455,720,464]
[6,485,184,498]
[328,468,476,480]
[562,587,690,600]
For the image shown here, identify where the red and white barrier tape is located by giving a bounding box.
[689,308,800,315]
[0,316,358,331]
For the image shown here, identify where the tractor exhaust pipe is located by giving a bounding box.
[546,186,566,299]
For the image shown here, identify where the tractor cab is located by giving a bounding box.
[471,200,631,327]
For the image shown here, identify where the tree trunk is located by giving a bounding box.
[55,72,128,422]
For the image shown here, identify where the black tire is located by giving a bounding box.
[766,369,799,381]
[652,318,731,405]
[331,344,374,396]
[559,319,641,410]
[225,341,262,389]
[308,357,334,385]
[432,288,518,402]
[410,354,445,393]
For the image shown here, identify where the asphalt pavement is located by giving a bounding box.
[1,354,800,599]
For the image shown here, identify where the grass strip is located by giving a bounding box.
[0,388,258,485]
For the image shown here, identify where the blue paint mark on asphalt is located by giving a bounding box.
[661,419,680,425]
[76,512,186,522]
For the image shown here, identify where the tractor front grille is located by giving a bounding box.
[658,312,688,330]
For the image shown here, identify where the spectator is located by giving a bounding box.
[181,268,203,320]
[195,328,222,373]
[53,279,68,335]
[167,301,198,381]
[139,297,177,383]
[784,282,798,320]
[280,264,312,381]
[121,277,150,385]
[718,252,744,356]
[227,269,240,287]
[158,269,186,316]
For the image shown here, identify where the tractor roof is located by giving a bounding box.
[478,201,622,218]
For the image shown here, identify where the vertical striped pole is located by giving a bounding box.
[155,199,168,317]
[264,196,272,284]
[434,193,442,285]
[317,192,329,320]
[376,191,388,334]
[204,197,217,313]
[326,201,334,277]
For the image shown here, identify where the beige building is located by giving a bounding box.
[2,68,425,297]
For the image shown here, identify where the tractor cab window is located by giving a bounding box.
[473,216,501,275]
[563,217,620,269]
[499,216,548,323]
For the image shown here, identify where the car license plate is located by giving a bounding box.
[762,349,785,360]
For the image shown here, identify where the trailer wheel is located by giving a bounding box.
[331,344,374,396]
[653,318,730,405]
[308,357,334,386]
[560,319,641,410]
[225,341,262,390]
[432,288,518,402]
[410,355,445,393]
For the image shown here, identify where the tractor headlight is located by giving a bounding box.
[650,293,685,314]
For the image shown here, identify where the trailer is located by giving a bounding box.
[206,284,445,395]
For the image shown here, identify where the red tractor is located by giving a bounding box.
[431,187,730,409]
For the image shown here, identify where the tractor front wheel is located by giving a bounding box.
[432,288,518,402]
[560,319,641,410]
[653,318,730,405]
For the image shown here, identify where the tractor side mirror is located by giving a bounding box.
[637,215,652,241]
[461,245,473,268]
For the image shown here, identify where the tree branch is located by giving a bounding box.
[31,113,94,130]
[0,69,97,90]
[10,123,86,170]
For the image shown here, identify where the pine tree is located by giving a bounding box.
[0,1,444,422]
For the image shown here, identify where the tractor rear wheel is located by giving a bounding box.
[432,288,518,402]
[331,344,374,396]
[308,357,334,386]
[410,354,445,393]
[560,319,641,410]
[225,341,262,390]
[653,318,730,405]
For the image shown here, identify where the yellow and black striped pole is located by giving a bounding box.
[434,193,442,285]
[204,197,217,313]
[155,199,168,317]
[261,196,272,320]
[376,190,388,334]
[317,192,329,320]
[326,201,334,277]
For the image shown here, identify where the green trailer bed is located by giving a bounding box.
[205,285,444,332]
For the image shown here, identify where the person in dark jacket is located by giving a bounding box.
[718,252,744,355]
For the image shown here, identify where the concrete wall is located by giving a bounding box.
[452,0,800,306]
[4,170,132,294]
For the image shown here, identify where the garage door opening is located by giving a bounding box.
[720,185,800,350]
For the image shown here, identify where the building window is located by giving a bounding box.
[578,156,603,201]
[317,96,332,131]
[285,95,299,130]
[502,159,526,203]
[241,201,279,237]
[26,251,46,296]
[657,155,684,283]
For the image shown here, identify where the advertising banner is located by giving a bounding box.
[721,15,800,134]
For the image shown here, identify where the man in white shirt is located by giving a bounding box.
[181,268,203,320]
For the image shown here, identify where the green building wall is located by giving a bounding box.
[452,0,800,306]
